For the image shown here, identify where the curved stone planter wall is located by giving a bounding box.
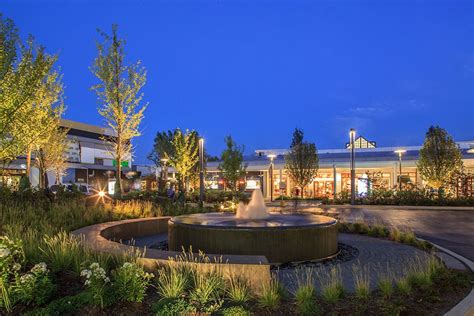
[72,217,271,293]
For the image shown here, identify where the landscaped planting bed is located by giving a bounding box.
[1,191,472,315]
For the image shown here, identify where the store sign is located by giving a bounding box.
[112,160,129,168]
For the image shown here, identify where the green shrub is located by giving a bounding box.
[226,276,252,305]
[219,305,251,316]
[258,278,281,311]
[113,262,154,303]
[80,262,111,308]
[24,292,89,316]
[156,266,190,300]
[0,236,25,312]
[14,262,55,306]
[153,298,197,316]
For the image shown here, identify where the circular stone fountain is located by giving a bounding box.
[168,190,338,264]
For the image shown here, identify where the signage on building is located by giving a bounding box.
[112,160,129,168]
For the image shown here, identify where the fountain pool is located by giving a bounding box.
[168,190,338,264]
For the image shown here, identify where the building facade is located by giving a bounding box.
[1,119,139,193]
[205,136,474,199]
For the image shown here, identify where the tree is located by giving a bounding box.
[285,128,319,198]
[0,20,60,165]
[218,135,246,193]
[34,122,69,188]
[91,25,147,196]
[168,129,199,191]
[148,130,175,167]
[417,126,463,191]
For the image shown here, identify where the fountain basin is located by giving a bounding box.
[168,212,338,264]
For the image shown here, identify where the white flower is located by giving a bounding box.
[0,248,11,258]
[123,262,133,268]
[104,277,110,283]
[13,263,21,271]
[84,279,91,286]
[90,263,99,269]
[31,262,48,274]
[20,274,34,284]
[81,269,92,278]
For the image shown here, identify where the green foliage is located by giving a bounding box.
[91,24,147,195]
[395,276,411,296]
[0,236,25,311]
[169,128,200,190]
[417,126,463,190]
[258,278,281,311]
[80,262,111,308]
[13,262,55,306]
[319,266,344,304]
[24,292,89,316]
[18,176,31,191]
[113,262,153,303]
[156,265,190,300]
[153,298,197,316]
[189,271,225,312]
[219,305,251,316]
[293,267,318,315]
[352,264,370,300]
[39,232,84,274]
[285,128,319,198]
[377,275,393,299]
[226,276,252,305]
[218,135,247,193]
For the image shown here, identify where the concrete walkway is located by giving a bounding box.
[276,233,432,293]
[281,205,474,262]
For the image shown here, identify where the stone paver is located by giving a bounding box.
[275,233,431,293]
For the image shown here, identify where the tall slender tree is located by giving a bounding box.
[285,128,319,198]
[218,135,246,193]
[417,126,463,191]
[168,128,199,191]
[91,25,147,196]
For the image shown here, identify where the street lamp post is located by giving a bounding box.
[349,128,356,205]
[394,149,406,191]
[268,154,276,202]
[199,138,205,205]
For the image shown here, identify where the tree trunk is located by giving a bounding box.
[301,186,304,198]
[116,158,122,195]
[26,145,32,178]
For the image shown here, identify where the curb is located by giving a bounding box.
[418,238,474,316]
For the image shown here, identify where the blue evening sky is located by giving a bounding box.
[2,0,474,163]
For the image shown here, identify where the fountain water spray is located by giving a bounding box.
[235,189,269,219]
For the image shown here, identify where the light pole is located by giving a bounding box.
[394,149,406,191]
[268,154,276,202]
[199,138,205,205]
[349,128,356,205]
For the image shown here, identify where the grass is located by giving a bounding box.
[318,266,344,304]
[377,270,394,299]
[189,270,225,308]
[226,276,252,305]
[258,277,281,311]
[293,267,318,315]
[156,265,190,300]
[352,264,370,300]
